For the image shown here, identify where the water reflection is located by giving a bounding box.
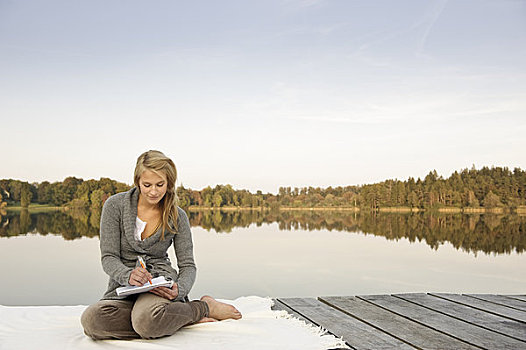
[1,209,100,240]
[1,209,525,255]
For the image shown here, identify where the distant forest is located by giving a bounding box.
[1,166,526,211]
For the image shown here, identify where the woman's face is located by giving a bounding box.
[139,169,168,205]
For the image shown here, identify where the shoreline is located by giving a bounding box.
[188,205,525,214]
[5,204,525,215]
[5,204,64,212]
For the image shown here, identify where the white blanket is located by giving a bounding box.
[0,296,347,350]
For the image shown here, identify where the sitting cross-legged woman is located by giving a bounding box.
[81,150,241,340]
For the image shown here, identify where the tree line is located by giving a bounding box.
[179,166,526,210]
[1,166,525,211]
[0,177,130,211]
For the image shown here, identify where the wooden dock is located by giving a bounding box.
[272,293,526,350]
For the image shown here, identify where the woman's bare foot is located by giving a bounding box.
[200,295,242,320]
[197,317,218,323]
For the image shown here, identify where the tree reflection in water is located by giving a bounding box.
[1,209,524,255]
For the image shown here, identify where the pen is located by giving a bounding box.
[137,256,152,285]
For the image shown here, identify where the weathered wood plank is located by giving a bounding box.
[360,294,526,350]
[279,297,415,350]
[395,293,526,343]
[432,293,526,323]
[275,298,354,350]
[272,300,352,350]
[466,294,526,312]
[506,295,526,303]
[271,299,318,327]
[320,296,479,350]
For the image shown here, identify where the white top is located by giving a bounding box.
[134,216,147,241]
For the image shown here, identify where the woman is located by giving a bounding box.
[81,150,241,340]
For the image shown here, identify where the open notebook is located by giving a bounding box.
[116,276,174,296]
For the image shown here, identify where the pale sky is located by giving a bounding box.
[1,0,525,193]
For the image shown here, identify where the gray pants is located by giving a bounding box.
[81,293,209,340]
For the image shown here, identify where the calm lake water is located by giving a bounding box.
[1,210,525,306]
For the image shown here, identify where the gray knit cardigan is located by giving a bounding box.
[99,187,196,301]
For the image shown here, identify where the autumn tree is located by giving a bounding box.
[482,191,503,208]
[20,182,32,207]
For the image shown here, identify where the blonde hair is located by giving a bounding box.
[134,150,179,239]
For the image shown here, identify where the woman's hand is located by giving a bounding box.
[150,283,179,300]
[128,267,153,286]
